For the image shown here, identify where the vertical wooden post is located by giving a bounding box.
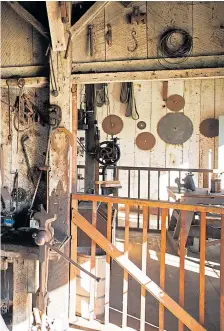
[47,3,72,326]
[69,84,78,321]
[122,205,130,328]
[159,208,167,331]
[178,211,186,331]
[89,201,97,320]
[140,206,148,331]
[220,214,224,331]
[105,202,112,324]
[199,212,206,325]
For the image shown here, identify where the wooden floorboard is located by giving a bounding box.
[108,230,220,331]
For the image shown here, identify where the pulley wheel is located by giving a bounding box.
[137,121,146,130]
[157,113,193,145]
[102,115,123,135]
[166,94,185,112]
[199,118,219,138]
[136,132,156,151]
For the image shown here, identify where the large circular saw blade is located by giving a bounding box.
[157,113,193,145]
[136,132,156,150]
[166,94,185,112]
[199,118,219,138]
[102,115,123,135]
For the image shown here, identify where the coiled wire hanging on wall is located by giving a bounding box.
[120,82,139,120]
[157,28,193,66]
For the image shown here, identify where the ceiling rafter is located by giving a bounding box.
[70,1,110,39]
[7,1,49,40]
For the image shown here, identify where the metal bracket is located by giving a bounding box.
[105,24,112,46]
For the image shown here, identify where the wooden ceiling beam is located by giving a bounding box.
[7,2,49,40]
[72,67,224,84]
[70,1,109,39]
[46,1,67,52]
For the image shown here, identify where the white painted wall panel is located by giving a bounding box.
[77,79,224,199]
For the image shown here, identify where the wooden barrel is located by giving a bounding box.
[76,247,106,319]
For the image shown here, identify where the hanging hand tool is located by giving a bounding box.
[130,6,146,24]
[29,105,61,213]
[17,79,25,153]
[59,1,69,23]
[6,81,12,142]
[21,134,35,187]
[88,24,94,56]
[127,28,138,52]
[105,24,112,46]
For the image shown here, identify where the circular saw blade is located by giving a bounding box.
[166,94,185,112]
[157,113,193,145]
[137,121,146,130]
[102,115,123,135]
[199,118,219,138]
[136,132,156,151]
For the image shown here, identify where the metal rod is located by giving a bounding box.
[137,169,140,229]
[157,170,160,230]
[128,170,130,198]
[148,170,150,230]
[45,242,101,282]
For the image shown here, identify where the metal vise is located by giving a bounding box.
[32,206,56,246]
[175,172,196,192]
[130,6,146,25]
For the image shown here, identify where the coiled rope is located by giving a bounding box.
[120,82,139,120]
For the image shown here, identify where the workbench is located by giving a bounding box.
[167,186,224,254]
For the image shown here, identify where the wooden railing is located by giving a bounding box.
[77,165,214,230]
[71,194,224,331]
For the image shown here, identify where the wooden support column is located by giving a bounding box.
[85,85,97,194]
[46,3,72,328]
[69,85,78,322]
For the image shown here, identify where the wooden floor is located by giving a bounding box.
[107,230,220,331]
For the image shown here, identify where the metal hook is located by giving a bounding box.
[127,28,138,52]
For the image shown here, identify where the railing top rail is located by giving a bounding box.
[72,194,224,214]
[77,165,214,172]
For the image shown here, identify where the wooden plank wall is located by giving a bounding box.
[72,1,224,63]
[77,78,224,200]
[1,2,48,67]
[1,86,49,208]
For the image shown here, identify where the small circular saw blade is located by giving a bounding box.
[102,115,123,135]
[157,113,193,145]
[137,121,147,130]
[136,132,156,151]
[199,118,219,138]
[166,94,185,112]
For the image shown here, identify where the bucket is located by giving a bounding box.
[76,247,106,319]
[211,179,221,193]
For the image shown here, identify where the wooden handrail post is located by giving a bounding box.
[105,202,112,324]
[159,208,168,331]
[179,211,186,331]
[140,206,148,331]
[199,212,206,325]
[122,204,130,328]
[89,201,97,321]
[220,214,224,331]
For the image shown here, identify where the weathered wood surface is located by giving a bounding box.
[72,1,224,71]
[73,210,207,331]
[46,1,66,52]
[77,79,224,202]
[47,4,72,327]
[7,1,49,40]
[72,68,224,84]
[72,55,224,73]
[1,2,48,68]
